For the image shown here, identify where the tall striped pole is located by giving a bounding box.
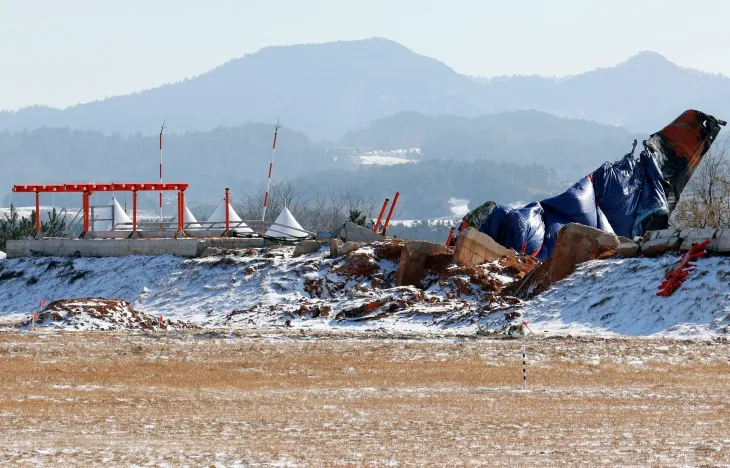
[159,119,166,225]
[261,118,281,231]
[522,344,527,389]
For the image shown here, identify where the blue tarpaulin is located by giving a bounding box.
[464,110,725,260]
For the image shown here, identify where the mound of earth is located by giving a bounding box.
[21,298,196,331]
[2,240,534,334]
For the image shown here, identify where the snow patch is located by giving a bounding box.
[518,256,730,338]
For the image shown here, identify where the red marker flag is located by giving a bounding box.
[40,300,46,308]
[33,312,38,320]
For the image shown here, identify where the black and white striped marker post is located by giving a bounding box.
[522,344,527,389]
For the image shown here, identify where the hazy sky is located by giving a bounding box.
[2,0,730,110]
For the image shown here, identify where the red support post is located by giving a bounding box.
[224,188,230,232]
[381,192,400,236]
[35,191,41,234]
[445,227,455,246]
[180,191,186,232]
[373,198,390,233]
[177,191,183,232]
[132,191,138,233]
[82,192,90,233]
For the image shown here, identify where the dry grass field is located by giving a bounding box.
[0,330,729,466]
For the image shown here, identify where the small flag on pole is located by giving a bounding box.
[40,300,46,308]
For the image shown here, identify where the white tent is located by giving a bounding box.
[206,200,253,233]
[172,205,202,230]
[93,197,133,231]
[265,206,307,238]
[0,251,6,260]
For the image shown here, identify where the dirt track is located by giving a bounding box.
[0,331,729,466]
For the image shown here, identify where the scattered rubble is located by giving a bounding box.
[292,240,327,257]
[453,228,514,266]
[519,223,618,297]
[613,227,730,258]
[616,242,640,258]
[395,241,448,286]
[20,298,196,331]
[337,221,384,243]
[329,239,367,258]
[8,222,730,337]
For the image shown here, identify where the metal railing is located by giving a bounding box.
[105,219,316,239]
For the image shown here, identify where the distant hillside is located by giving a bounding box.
[1,109,660,217]
[286,159,560,219]
[477,51,730,131]
[340,110,644,179]
[0,124,328,209]
[0,39,479,140]
[341,110,633,149]
[1,40,729,138]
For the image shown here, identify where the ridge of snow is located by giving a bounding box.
[518,256,730,338]
[1,248,729,338]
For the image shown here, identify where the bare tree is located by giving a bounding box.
[234,181,381,234]
[672,139,730,229]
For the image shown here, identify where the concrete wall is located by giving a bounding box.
[6,237,270,259]
[339,222,384,243]
[7,238,200,259]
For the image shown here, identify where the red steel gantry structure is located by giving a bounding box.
[12,182,190,236]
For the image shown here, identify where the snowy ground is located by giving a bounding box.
[1,244,729,338]
[1,333,728,466]
[0,244,523,333]
[519,256,730,338]
[344,148,420,166]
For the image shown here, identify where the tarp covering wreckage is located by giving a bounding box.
[461,110,726,260]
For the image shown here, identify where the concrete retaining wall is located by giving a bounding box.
[6,237,271,259]
[6,238,200,259]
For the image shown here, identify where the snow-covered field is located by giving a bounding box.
[0,244,523,333]
[1,243,729,338]
[1,334,728,466]
[345,148,420,166]
[521,256,730,338]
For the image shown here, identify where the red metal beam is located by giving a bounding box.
[12,184,65,193]
[13,182,189,193]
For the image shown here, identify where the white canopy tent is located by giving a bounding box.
[206,200,253,233]
[173,204,202,230]
[93,197,133,231]
[265,206,308,238]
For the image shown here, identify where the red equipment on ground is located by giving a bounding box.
[656,239,711,297]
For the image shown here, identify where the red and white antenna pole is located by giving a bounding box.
[159,119,166,225]
[261,118,281,231]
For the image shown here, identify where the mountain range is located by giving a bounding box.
[2,38,727,219]
[1,38,728,139]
